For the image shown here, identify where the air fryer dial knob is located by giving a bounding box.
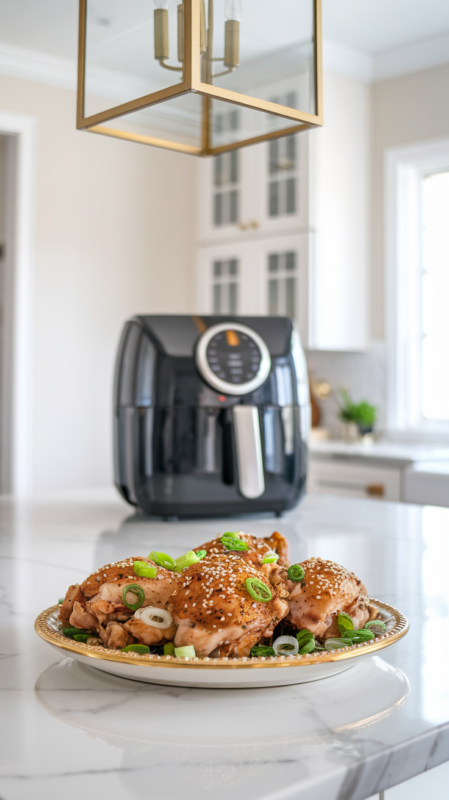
[195,322,271,396]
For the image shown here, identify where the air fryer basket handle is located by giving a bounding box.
[233,406,265,499]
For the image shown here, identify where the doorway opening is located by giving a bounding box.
[0,112,36,495]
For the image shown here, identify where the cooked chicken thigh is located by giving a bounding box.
[62,557,180,646]
[286,557,378,639]
[198,530,290,568]
[170,552,289,658]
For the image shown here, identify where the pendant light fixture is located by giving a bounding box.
[77,0,322,156]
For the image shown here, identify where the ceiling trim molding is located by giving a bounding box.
[0,43,76,91]
[372,31,449,83]
[1,33,449,94]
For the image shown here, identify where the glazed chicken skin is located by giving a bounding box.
[286,557,378,640]
[198,530,290,568]
[169,552,289,658]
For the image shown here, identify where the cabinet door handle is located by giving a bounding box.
[366,484,384,497]
[238,220,260,231]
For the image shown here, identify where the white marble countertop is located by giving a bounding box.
[309,438,449,465]
[1,488,449,800]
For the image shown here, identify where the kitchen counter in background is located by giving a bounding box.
[309,439,449,506]
[1,489,449,800]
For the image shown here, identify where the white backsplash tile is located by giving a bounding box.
[305,342,386,437]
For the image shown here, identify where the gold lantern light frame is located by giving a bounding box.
[77,0,323,157]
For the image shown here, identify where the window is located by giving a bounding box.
[421,171,449,420]
[386,140,449,435]
[212,259,239,313]
[267,251,297,318]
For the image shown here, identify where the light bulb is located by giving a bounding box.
[224,0,242,22]
[153,0,169,9]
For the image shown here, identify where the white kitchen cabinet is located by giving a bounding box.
[308,457,402,501]
[195,233,311,346]
[197,134,309,244]
[195,71,369,351]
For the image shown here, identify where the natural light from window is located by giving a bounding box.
[422,170,449,420]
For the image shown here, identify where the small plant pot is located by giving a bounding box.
[342,422,359,442]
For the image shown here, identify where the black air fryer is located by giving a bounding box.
[114,315,310,518]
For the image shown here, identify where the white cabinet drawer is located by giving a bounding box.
[308,458,401,502]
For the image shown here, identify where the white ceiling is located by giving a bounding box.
[0,0,449,85]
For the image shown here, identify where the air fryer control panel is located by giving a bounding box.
[196,322,271,396]
[206,330,261,385]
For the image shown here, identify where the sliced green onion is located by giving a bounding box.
[273,635,299,656]
[223,531,241,539]
[122,644,150,654]
[299,639,316,655]
[195,550,207,560]
[58,598,64,605]
[148,551,176,570]
[73,633,91,643]
[122,584,145,611]
[62,626,93,638]
[245,577,272,602]
[287,564,305,582]
[174,645,196,658]
[296,629,314,648]
[134,561,157,579]
[341,629,375,642]
[174,550,201,572]
[365,619,387,632]
[262,552,279,564]
[313,644,326,651]
[250,645,276,658]
[221,535,249,551]
[164,642,175,656]
[338,612,354,632]
[325,638,353,651]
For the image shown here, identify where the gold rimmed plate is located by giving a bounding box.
[35,600,409,688]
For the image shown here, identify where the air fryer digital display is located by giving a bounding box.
[206,330,262,385]
[196,322,271,396]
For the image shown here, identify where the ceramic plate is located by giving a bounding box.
[35,599,409,688]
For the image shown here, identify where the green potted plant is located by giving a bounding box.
[337,388,377,440]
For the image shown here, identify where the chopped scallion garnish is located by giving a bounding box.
[365,619,387,632]
[195,550,207,560]
[122,644,150,654]
[262,552,279,564]
[250,645,276,657]
[324,638,353,651]
[148,552,176,570]
[174,550,201,572]
[174,645,196,658]
[273,635,299,656]
[164,642,175,656]
[337,612,354,633]
[245,577,272,603]
[287,564,305,582]
[221,533,249,552]
[122,583,145,611]
[134,561,158,579]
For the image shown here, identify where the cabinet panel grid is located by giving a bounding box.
[212,259,239,314]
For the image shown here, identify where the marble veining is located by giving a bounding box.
[1,490,449,800]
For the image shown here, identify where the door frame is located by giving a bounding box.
[0,111,37,495]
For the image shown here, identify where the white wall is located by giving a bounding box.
[0,74,196,494]
[371,63,449,339]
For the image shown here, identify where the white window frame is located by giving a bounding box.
[385,138,449,439]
